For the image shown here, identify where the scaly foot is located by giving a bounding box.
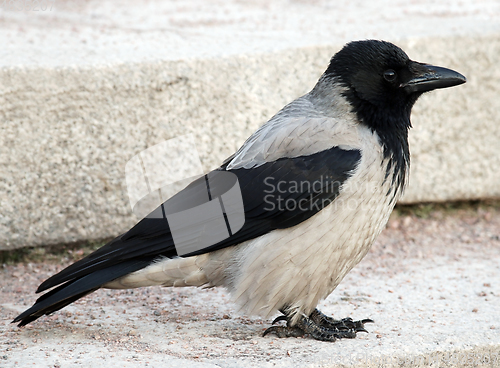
[263,308,373,342]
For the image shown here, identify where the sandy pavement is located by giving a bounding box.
[1,203,500,367]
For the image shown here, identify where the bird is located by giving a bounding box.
[13,40,466,341]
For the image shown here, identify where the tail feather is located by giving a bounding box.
[12,259,153,326]
[36,236,128,293]
[36,231,175,293]
[14,289,97,327]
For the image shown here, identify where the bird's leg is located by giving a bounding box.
[263,308,373,342]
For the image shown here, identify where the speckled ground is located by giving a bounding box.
[1,203,500,367]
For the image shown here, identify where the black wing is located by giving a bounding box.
[13,147,360,326]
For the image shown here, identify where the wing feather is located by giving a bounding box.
[38,147,361,293]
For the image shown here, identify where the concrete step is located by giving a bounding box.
[1,1,499,251]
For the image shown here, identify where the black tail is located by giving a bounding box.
[12,217,178,327]
[12,259,151,326]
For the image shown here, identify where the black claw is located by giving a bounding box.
[272,315,288,325]
[352,318,373,333]
[262,326,275,337]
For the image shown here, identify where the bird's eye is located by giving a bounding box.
[383,69,397,82]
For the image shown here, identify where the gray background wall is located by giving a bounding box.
[1,1,499,250]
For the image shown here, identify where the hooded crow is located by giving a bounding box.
[13,40,466,341]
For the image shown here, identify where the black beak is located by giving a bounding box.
[402,63,466,94]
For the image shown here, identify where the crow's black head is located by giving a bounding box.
[322,39,465,194]
[325,40,465,132]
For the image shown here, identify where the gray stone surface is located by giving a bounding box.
[2,206,500,367]
[1,0,500,249]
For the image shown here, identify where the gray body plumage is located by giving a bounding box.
[106,80,403,324]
